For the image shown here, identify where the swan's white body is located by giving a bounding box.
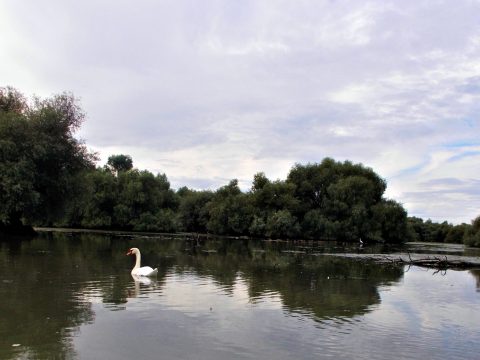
[126,248,158,277]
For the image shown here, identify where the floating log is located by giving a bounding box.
[321,253,480,270]
[374,254,479,270]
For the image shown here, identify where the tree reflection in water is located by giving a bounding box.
[0,234,95,359]
[470,270,480,291]
[0,230,405,359]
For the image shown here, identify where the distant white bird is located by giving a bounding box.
[359,238,364,246]
[126,248,158,277]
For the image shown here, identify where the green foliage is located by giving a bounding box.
[265,210,300,239]
[177,188,213,232]
[371,200,411,244]
[301,209,326,239]
[0,88,95,229]
[251,172,269,191]
[80,169,116,228]
[60,167,179,231]
[249,215,266,237]
[407,216,480,246]
[464,216,480,247]
[106,154,133,173]
[445,223,469,244]
[0,87,27,113]
[55,156,414,243]
[473,216,480,232]
[283,159,402,242]
[155,208,180,233]
[251,179,298,214]
[465,231,480,247]
[206,180,254,235]
[287,158,386,218]
[131,212,159,232]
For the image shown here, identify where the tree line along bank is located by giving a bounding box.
[1,87,479,246]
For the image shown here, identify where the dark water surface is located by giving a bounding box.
[1,231,479,359]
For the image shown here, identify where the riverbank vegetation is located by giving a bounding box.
[1,87,479,245]
[55,158,410,243]
[408,216,480,247]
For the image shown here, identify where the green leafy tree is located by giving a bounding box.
[249,215,266,237]
[445,223,469,244]
[248,173,298,238]
[107,154,133,174]
[287,159,386,216]
[265,210,300,239]
[114,169,177,229]
[286,159,390,241]
[302,209,326,239]
[0,87,95,231]
[407,217,425,241]
[154,208,179,233]
[251,172,270,192]
[80,169,117,228]
[371,200,411,244]
[177,188,213,232]
[407,217,458,243]
[207,180,254,235]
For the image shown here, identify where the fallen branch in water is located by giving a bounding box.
[322,253,480,270]
[364,253,479,270]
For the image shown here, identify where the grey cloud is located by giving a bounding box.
[402,178,480,223]
[420,178,466,187]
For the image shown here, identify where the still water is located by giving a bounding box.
[1,230,479,360]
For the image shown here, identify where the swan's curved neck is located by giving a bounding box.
[133,252,141,269]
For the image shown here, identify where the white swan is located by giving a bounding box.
[126,248,158,277]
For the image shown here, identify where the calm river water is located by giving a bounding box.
[1,230,479,360]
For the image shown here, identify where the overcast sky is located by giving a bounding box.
[1,0,479,224]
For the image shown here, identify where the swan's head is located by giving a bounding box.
[126,248,140,256]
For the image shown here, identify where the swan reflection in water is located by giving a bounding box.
[125,247,160,298]
[127,274,160,298]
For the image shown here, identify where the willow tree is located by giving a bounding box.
[286,158,409,242]
[0,87,96,232]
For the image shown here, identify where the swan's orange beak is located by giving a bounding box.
[126,249,132,256]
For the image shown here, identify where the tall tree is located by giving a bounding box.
[287,159,390,241]
[0,87,96,231]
